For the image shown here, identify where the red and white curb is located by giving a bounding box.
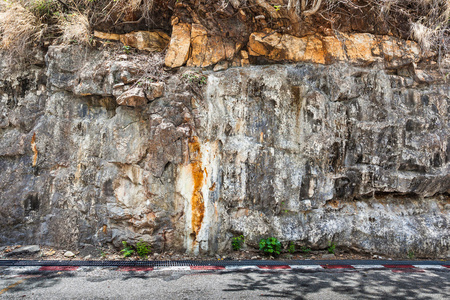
[1,264,449,275]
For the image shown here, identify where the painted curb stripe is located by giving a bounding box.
[118,267,153,272]
[413,265,446,269]
[225,266,259,270]
[290,265,324,270]
[190,266,226,270]
[154,266,191,272]
[258,265,291,270]
[352,265,385,269]
[321,265,354,269]
[38,266,79,271]
[443,265,450,268]
[383,265,414,268]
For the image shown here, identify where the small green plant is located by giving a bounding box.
[300,246,311,254]
[407,250,415,259]
[100,250,106,258]
[259,237,282,256]
[182,72,207,86]
[120,241,135,258]
[232,235,245,251]
[123,45,131,54]
[136,240,151,258]
[288,242,295,254]
[327,241,336,254]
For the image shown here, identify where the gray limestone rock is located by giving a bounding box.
[6,245,40,257]
[0,45,449,258]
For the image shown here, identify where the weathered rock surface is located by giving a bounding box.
[94,30,169,52]
[248,31,424,66]
[116,88,147,107]
[0,44,449,258]
[119,31,170,52]
[164,23,191,68]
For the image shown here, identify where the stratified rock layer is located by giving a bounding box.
[0,44,449,258]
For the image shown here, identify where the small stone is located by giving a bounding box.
[43,250,56,257]
[64,251,76,258]
[251,256,260,260]
[322,253,336,259]
[84,255,92,260]
[153,252,159,257]
[213,61,229,72]
[255,15,265,20]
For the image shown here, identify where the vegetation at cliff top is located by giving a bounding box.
[0,0,448,62]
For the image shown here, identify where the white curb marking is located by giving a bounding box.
[289,265,324,270]
[225,266,259,270]
[413,265,446,269]
[352,265,385,269]
[154,266,191,272]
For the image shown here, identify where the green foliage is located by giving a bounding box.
[122,45,131,54]
[327,241,336,254]
[288,242,295,254]
[182,72,207,86]
[29,0,59,20]
[259,237,282,256]
[136,240,151,258]
[407,250,415,259]
[232,235,245,251]
[300,246,311,254]
[120,241,135,258]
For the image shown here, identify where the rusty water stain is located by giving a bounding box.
[188,136,205,240]
[102,225,107,234]
[31,133,38,167]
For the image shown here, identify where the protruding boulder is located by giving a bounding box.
[119,31,170,52]
[145,82,165,100]
[165,23,191,68]
[116,88,147,107]
[187,24,227,68]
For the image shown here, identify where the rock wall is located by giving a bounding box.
[0,30,449,257]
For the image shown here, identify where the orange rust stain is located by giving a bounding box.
[189,137,205,240]
[209,182,216,191]
[102,225,107,234]
[31,133,38,167]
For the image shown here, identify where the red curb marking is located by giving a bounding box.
[321,265,354,269]
[38,266,79,271]
[442,265,450,268]
[190,266,226,270]
[258,265,291,270]
[392,269,425,273]
[383,265,414,269]
[118,267,153,272]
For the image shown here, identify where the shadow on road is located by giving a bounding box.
[222,269,450,299]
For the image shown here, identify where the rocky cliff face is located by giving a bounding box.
[1,19,449,258]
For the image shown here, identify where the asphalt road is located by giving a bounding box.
[1,267,449,299]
